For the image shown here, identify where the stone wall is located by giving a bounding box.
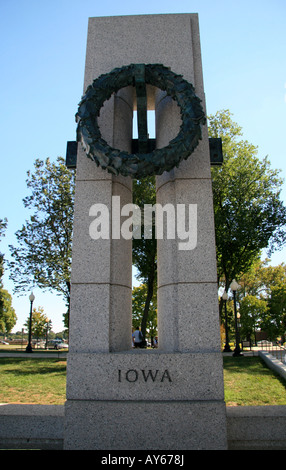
[1,404,286,450]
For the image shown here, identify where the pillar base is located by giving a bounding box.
[64,400,227,450]
[64,351,227,450]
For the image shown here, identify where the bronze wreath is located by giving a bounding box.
[76,63,206,178]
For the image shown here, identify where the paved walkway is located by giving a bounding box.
[0,351,67,358]
[1,346,285,363]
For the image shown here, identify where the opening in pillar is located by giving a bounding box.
[132,105,157,350]
[130,89,181,351]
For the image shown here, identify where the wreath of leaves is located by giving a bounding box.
[76,64,206,178]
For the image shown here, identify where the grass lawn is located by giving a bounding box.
[0,355,286,406]
[0,358,66,405]
[223,356,286,406]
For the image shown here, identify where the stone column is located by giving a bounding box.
[64,14,227,450]
[68,90,133,354]
[156,97,221,354]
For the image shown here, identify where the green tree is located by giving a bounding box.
[239,258,271,298]
[9,157,75,326]
[132,283,157,344]
[0,219,16,334]
[0,219,7,239]
[209,110,286,295]
[264,280,286,342]
[24,306,52,340]
[0,218,8,284]
[0,288,17,334]
[239,295,268,344]
[238,260,286,342]
[132,176,157,340]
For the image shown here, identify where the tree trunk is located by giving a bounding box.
[141,268,155,342]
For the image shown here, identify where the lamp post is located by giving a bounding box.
[230,279,243,357]
[26,292,35,353]
[45,319,51,349]
[222,290,232,352]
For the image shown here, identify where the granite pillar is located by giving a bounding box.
[64,13,227,450]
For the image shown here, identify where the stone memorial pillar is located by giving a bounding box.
[64,13,227,450]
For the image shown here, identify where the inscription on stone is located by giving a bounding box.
[118,369,172,383]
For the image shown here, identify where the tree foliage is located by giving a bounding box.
[266,281,286,342]
[8,157,75,325]
[132,176,157,339]
[0,288,17,334]
[236,260,286,343]
[209,110,286,292]
[239,295,268,341]
[0,218,8,283]
[24,306,52,339]
[0,219,16,333]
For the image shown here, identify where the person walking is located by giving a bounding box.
[132,326,143,348]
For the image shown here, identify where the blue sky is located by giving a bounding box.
[0,0,285,333]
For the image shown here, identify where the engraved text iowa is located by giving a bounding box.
[118,369,172,383]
